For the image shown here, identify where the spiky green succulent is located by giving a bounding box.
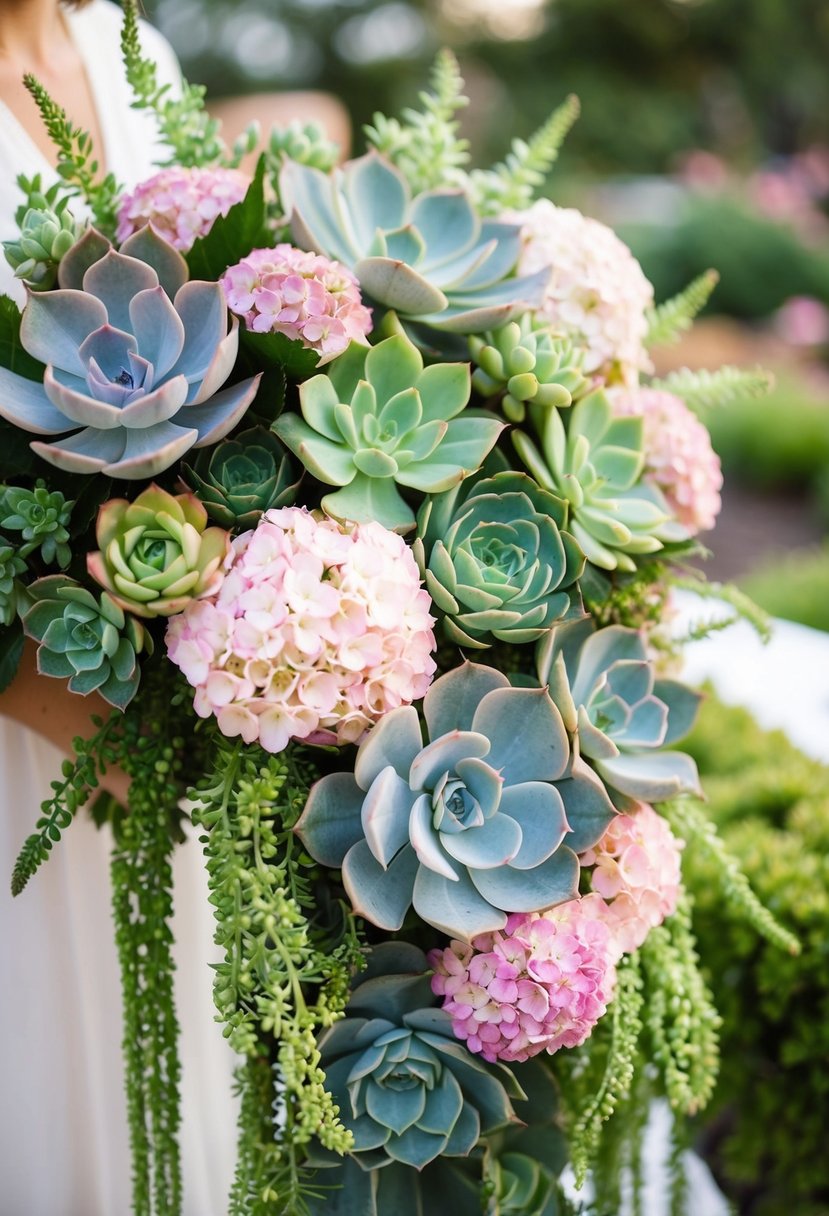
[513,388,688,572]
[274,334,503,531]
[3,197,82,290]
[0,225,260,480]
[180,427,300,529]
[0,544,27,626]
[0,481,73,568]
[86,484,229,619]
[414,468,584,648]
[296,661,615,940]
[22,574,151,708]
[538,619,702,804]
[279,152,549,333]
[470,319,591,422]
[309,943,523,1173]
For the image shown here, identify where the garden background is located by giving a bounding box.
[141,2,829,1210]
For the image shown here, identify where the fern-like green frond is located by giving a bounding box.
[472,94,581,215]
[655,364,774,411]
[364,48,470,193]
[671,576,772,643]
[22,75,120,236]
[645,269,719,347]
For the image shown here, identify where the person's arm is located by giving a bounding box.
[1,640,130,804]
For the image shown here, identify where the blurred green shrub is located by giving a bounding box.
[683,696,829,1215]
[740,545,829,632]
[698,369,829,490]
[622,199,829,321]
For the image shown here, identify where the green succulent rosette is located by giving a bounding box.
[3,197,82,290]
[413,468,585,648]
[180,427,300,529]
[0,481,73,568]
[22,574,151,708]
[513,388,688,572]
[87,484,230,619]
[470,318,592,422]
[274,333,504,531]
[538,618,703,804]
[309,944,523,1174]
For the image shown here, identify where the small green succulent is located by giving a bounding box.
[87,484,230,618]
[3,196,82,290]
[267,120,340,174]
[310,943,523,1173]
[0,544,27,626]
[274,334,504,531]
[414,468,584,648]
[538,619,702,804]
[470,319,591,422]
[180,427,300,529]
[0,481,73,568]
[23,574,151,708]
[296,661,615,940]
[514,388,687,572]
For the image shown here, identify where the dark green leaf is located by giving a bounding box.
[0,294,44,381]
[0,618,24,694]
[185,155,268,282]
[240,327,320,380]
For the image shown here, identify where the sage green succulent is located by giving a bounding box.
[3,197,81,290]
[274,334,504,531]
[0,481,73,568]
[538,619,702,804]
[180,427,300,529]
[470,319,591,422]
[311,943,523,1172]
[414,469,584,648]
[0,544,27,626]
[514,388,688,572]
[280,152,549,333]
[267,120,340,174]
[23,574,151,708]
[87,484,230,619]
[296,661,615,940]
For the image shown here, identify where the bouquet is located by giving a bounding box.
[0,5,797,1214]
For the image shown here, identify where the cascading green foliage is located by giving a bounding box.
[109,681,190,1216]
[10,711,120,896]
[21,74,120,237]
[191,738,364,1214]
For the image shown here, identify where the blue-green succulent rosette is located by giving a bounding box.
[309,943,524,1174]
[296,661,616,941]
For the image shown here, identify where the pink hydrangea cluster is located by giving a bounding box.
[165,506,436,753]
[509,199,654,385]
[429,895,618,1064]
[116,166,250,251]
[607,386,723,533]
[220,245,372,364]
[581,804,684,955]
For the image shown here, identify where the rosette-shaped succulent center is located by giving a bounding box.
[0,226,260,479]
[414,470,584,648]
[513,388,688,572]
[181,427,300,529]
[87,484,229,619]
[296,661,616,940]
[280,152,550,333]
[539,620,703,804]
[275,333,503,531]
[311,944,523,1171]
[470,318,592,423]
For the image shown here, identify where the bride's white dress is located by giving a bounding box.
[0,5,236,1213]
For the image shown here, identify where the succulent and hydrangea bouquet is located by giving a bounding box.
[0,6,797,1215]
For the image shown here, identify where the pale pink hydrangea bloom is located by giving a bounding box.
[508,199,654,385]
[581,804,684,955]
[606,386,723,533]
[221,246,372,364]
[116,167,251,252]
[429,895,618,1064]
[165,507,436,753]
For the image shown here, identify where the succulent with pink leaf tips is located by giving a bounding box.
[295,660,617,941]
[87,485,229,619]
[0,226,260,479]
